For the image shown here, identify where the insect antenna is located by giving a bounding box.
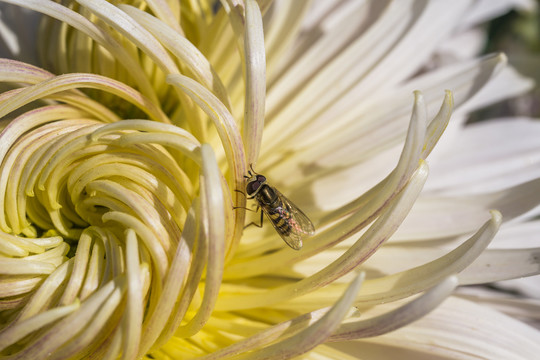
[249,164,259,175]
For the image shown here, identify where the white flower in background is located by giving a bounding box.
[0,0,539,359]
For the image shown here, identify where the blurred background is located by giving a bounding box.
[471,0,540,121]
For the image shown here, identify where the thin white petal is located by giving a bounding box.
[353,211,500,306]
[393,179,540,240]
[217,163,429,310]
[173,144,225,338]
[118,4,231,110]
[355,297,540,360]
[456,64,535,115]
[233,273,364,360]
[137,203,198,357]
[329,276,458,341]
[0,300,79,352]
[276,212,501,311]
[243,0,266,165]
[122,229,143,360]
[459,247,540,284]
[7,277,122,360]
[456,286,540,323]
[264,0,311,81]
[427,118,540,194]
[57,232,92,305]
[270,55,503,178]
[264,0,471,154]
[0,73,169,123]
[1,0,159,102]
[166,74,247,256]
[76,0,178,74]
[17,259,73,321]
[491,220,540,249]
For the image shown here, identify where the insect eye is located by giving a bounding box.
[246,181,259,195]
[257,175,266,182]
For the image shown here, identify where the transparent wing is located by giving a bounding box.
[260,188,315,250]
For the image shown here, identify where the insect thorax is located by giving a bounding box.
[256,185,278,206]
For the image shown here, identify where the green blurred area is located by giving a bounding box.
[472,3,540,121]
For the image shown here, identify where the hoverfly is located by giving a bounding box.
[242,167,315,250]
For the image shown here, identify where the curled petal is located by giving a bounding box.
[210,273,365,360]
[0,0,159,102]
[174,144,225,338]
[226,91,437,279]
[123,229,143,360]
[137,202,199,357]
[0,300,80,352]
[5,276,123,360]
[243,0,266,165]
[329,276,458,341]
[118,4,232,110]
[0,73,170,122]
[75,0,178,74]
[354,211,501,306]
[167,74,246,256]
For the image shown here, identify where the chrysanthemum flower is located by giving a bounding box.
[0,0,539,359]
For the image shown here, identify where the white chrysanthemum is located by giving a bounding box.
[0,0,539,359]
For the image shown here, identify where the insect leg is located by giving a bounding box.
[257,206,263,227]
[232,198,258,212]
[234,189,247,196]
[243,205,264,229]
[234,189,256,200]
[233,206,257,212]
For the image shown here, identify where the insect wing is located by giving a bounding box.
[260,187,315,250]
